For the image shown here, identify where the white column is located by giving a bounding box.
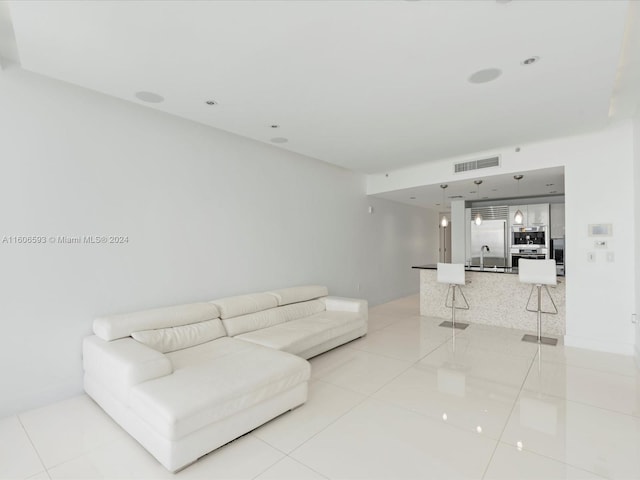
[451,199,466,264]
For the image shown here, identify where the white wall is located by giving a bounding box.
[368,121,636,355]
[634,113,640,365]
[0,67,432,417]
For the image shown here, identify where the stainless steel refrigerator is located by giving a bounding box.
[470,219,508,268]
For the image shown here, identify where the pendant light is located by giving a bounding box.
[513,175,524,224]
[440,184,448,227]
[473,180,483,225]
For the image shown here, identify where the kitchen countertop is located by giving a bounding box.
[412,264,565,276]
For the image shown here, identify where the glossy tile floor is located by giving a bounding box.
[2,295,640,479]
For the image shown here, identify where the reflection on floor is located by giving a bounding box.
[2,294,639,479]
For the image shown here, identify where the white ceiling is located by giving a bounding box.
[3,1,637,174]
[374,166,565,210]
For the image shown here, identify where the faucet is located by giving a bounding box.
[480,245,490,270]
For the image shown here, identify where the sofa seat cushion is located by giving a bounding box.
[235,311,366,356]
[128,337,310,441]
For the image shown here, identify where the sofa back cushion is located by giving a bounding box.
[93,303,220,341]
[209,293,277,320]
[222,299,326,337]
[266,285,328,306]
[131,319,227,353]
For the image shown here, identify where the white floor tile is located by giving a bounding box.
[367,311,405,332]
[373,364,519,439]
[0,415,44,480]
[291,398,496,479]
[47,433,283,480]
[348,320,448,362]
[252,380,365,453]
[26,472,50,480]
[18,395,129,469]
[46,434,167,480]
[369,295,419,318]
[457,323,541,359]
[308,347,411,394]
[501,391,640,479]
[418,340,534,388]
[537,344,639,377]
[523,360,640,416]
[254,456,327,480]
[484,443,605,479]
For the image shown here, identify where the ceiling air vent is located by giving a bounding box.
[454,155,500,173]
[470,205,508,221]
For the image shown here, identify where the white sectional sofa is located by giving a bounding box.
[83,285,367,472]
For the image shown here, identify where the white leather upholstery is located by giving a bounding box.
[519,259,557,286]
[265,285,329,306]
[129,338,310,440]
[84,373,308,473]
[437,263,466,285]
[83,284,367,472]
[93,303,220,341]
[210,293,278,319]
[235,311,366,356]
[321,296,368,314]
[83,336,173,402]
[131,319,227,353]
[222,300,324,337]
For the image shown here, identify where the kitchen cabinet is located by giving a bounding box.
[508,205,527,228]
[528,203,549,226]
[508,204,549,227]
[550,203,565,238]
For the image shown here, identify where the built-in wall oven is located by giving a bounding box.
[511,250,547,268]
[510,225,548,268]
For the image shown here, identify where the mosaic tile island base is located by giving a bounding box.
[417,267,566,336]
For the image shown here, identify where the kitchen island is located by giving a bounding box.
[413,265,566,335]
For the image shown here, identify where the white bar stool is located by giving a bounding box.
[518,259,558,346]
[437,263,469,330]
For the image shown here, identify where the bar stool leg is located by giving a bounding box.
[439,284,469,330]
[522,284,558,346]
[536,285,542,343]
[452,285,456,329]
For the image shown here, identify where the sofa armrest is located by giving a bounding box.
[83,336,173,397]
[322,296,368,315]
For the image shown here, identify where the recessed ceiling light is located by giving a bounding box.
[522,56,540,65]
[468,68,502,84]
[135,91,164,103]
[205,100,218,105]
[271,137,288,144]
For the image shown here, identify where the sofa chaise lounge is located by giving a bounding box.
[82,285,367,471]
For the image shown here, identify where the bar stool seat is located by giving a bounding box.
[437,263,469,330]
[518,259,558,346]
